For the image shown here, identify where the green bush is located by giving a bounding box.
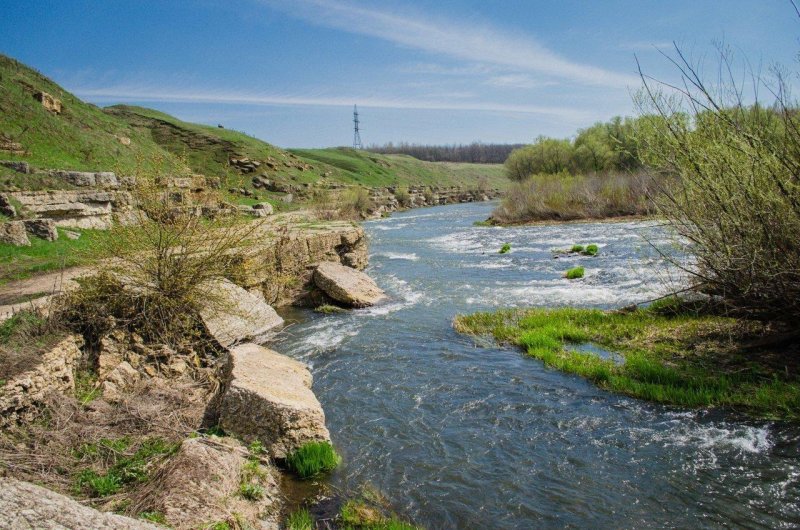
[583,244,599,256]
[570,244,584,253]
[565,266,585,279]
[285,441,341,479]
[499,243,511,254]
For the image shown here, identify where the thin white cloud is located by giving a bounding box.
[73,85,595,121]
[485,74,558,89]
[259,0,639,88]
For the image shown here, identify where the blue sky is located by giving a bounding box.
[1,0,798,147]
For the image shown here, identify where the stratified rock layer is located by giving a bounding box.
[313,261,387,308]
[218,343,330,458]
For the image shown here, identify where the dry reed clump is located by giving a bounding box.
[491,171,658,224]
[0,377,210,505]
[0,310,68,382]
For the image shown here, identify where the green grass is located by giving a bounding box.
[0,54,186,177]
[286,508,314,530]
[340,500,419,530]
[499,243,511,254]
[453,304,800,419]
[565,266,584,279]
[74,370,101,405]
[0,228,107,285]
[74,437,179,498]
[139,512,167,524]
[238,482,265,501]
[570,244,585,253]
[315,304,348,314]
[584,244,599,256]
[285,441,341,479]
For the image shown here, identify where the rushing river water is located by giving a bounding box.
[271,202,800,529]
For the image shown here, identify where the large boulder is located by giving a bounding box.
[313,261,387,308]
[131,437,280,529]
[218,343,330,458]
[0,221,30,246]
[0,478,158,529]
[199,278,284,348]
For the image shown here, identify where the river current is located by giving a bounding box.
[270,201,800,529]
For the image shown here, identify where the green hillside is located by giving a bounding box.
[0,54,186,179]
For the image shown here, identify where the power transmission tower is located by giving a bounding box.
[353,105,363,149]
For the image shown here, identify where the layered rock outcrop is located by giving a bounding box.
[218,343,330,459]
[0,335,83,426]
[314,261,387,308]
[3,190,134,229]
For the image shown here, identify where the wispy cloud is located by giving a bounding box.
[73,85,595,121]
[259,0,640,88]
[485,74,558,89]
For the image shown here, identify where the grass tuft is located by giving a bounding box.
[499,243,511,254]
[565,266,584,279]
[286,508,314,530]
[570,244,584,253]
[285,441,341,479]
[583,244,599,256]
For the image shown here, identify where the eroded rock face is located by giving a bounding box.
[23,219,58,241]
[313,261,387,308]
[0,335,83,426]
[0,221,30,246]
[0,478,158,529]
[34,91,62,114]
[6,190,133,229]
[218,343,330,458]
[131,437,280,530]
[199,278,284,348]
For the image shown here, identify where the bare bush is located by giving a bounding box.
[636,44,800,322]
[491,171,657,223]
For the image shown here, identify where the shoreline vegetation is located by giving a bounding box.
[454,298,800,420]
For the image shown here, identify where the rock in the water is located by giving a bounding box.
[218,343,330,458]
[0,221,30,246]
[199,278,283,348]
[23,219,58,241]
[0,478,158,529]
[313,261,387,308]
[131,437,280,529]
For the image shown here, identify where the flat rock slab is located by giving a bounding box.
[313,261,387,308]
[200,278,284,348]
[0,478,159,529]
[218,343,330,458]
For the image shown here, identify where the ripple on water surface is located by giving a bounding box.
[270,202,800,529]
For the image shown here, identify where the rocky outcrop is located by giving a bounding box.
[131,437,280,530]
[218,343,330,458]
[237,222,369,306]
[313,261,387,308]
[4,190,134,229]
[0,478,159,529]
[0,221,30,246]
[34,91,62,114]
[0,160,31,173]
[23,218,58,241]
[0,335,83,426]
[48,170,121,189]
[365,185,500,218]
[199,278,284,348]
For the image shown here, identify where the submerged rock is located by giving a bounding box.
[199,278,284,348]
[313,261,387,308]
[0,478,158,529]
[218,343,330,458]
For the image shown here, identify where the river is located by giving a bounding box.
[270,201,800,529]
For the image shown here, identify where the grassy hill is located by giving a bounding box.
[0,54,186,180]
[0,53,506,197]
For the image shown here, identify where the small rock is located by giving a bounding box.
[252,202,274,215]
[281,193,293,203]
[34,91,62,113]
[64,230,81,240]
[0,221,30,246]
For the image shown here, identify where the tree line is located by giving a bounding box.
[367,142,524,164]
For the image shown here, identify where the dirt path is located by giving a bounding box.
[0,267,90,320]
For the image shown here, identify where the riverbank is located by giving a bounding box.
[454,299,800,420]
